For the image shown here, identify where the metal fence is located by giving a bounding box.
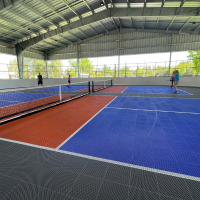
[0,60,199,79]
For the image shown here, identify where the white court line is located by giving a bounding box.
[121,87,128,93]
[56,96,117,150]
[178,89,193,95]
[0,137,199,182]
[106,107,200,115]
[94,94,200,100]
[0,100,21,103]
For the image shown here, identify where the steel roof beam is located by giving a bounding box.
[22,0,86,41]
[118,18,122,28]
[78,28,90,37]
[142,0,146,16]
[112,18,119,33]
[179,17,192,33]
[82,0,96,21]
[0,15,44,42]
[0,0,24,12]
[61,0,83,24]
[0,23,38,42]
[166,16,176,32]
[19,2,58,27]
[6,10,48,32]
[48,32,108,53]
[177,0,186,15]
[159,0,165,15]
[127,0,130,8]
[143,17,145,29]
[82,0,93,11]
[100,21,109,33]
[103,0,109,10]
[89,25,99,35]
[19,9,200,50]
[49,38,68,46]
[192,24,200,32]
[155,17,159,29]
[130,17,134,29]
[40,0,69,24]
[102,0,110,17]
[68,31,81,41]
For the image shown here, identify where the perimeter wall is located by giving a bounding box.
[0,77,199,90]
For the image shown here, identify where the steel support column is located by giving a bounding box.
[15,43,23,79]
[44,52,49,78]
[77,44,80,78]
[168,34,173,76]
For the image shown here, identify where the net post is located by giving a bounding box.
[59,85,62,101]
[104,81,105,88]
[92,81,94,93]
[88,81,91,93]
[111,79,113,86]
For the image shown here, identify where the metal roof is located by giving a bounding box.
[0,0,200,57]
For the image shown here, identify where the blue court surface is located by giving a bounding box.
[60,96,200,178]
[122,86,190,95]
[108,96,200,113]
[0,92,56,108]
[36,85,88,92]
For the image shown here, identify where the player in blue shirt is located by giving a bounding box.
[173,70,179,93]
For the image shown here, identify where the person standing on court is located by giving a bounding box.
[67,74,71,88]
[170,71,175,87]
[37,73,43,86]
[173,70,179,93]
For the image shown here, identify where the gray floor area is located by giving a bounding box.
[0,86,200,200]
[0,140,199,200]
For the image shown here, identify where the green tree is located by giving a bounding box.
[8,58,63,79]
[68,58,94,77]
[135,67,146,77]
[8,60,19,79]
[100,65,114,77]
[155,66,168,76]
[146,66,154,77]
[48,60,62,78]
[172,61,195,76]
[188,51,200,75]
[119,66,131,77]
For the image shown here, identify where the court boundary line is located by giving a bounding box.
[93,94,200,100]
[56,96,117,150]
[106,107,200,115]
[178,89,193,95]
[0,100,22,103]
[0,137,199,182]
[121,87,128,93]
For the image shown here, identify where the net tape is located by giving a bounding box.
[92,79,112,93]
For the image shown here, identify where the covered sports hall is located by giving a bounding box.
[0,0,200,199]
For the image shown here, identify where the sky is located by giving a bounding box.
[0,51,190,67]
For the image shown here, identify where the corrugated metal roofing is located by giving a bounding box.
[0,0,199,59]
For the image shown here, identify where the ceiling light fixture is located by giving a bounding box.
[100,1,104,6]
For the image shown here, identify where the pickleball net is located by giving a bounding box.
[92,79,112,92]
[0,81,90,121]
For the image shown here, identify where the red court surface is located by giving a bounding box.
[0,95,115,148]
[97,86,127,93]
